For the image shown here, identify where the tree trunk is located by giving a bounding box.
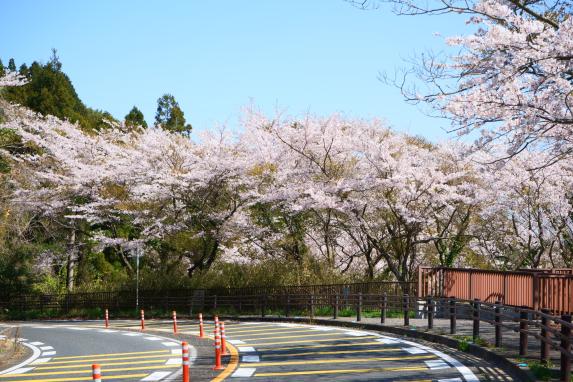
[66,230,76,292]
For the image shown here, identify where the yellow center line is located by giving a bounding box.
[0,373,149,382]
[238,335,378,347]
[33,353,174,365]
[0,364,179,378]
[239,332,347,341]
[52,349,169,360]
[255,365,430,377]
[247,354,436,367]
[33,358,169,370]
[260,347,402,358]
[210,341,239,382]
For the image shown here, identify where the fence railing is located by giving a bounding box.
[418,266,573,314]
[0,281,414,313]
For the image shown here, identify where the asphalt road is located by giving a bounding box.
[0,319,490,381]
[0,322,187,382]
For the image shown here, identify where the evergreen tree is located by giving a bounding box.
[7,58,16,72]
[19,64,29,78]
[124,106,148,129]
[0,59,4,77]
[154,94,192,135]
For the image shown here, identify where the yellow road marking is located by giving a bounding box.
[34,353,174,366]
[248,354,436,367]
[255,366,429,377]
[261,347,402,358]
[0,365,178,378]
[210,341,239,382]
[33,358,168,370]
[0,373,148,382]
[52,349,169,360]
[240,332,346,341]
[238,335,378,347]
[220,328,312,335]
[264,340,388,352]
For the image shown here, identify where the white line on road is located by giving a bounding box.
[141,371,173,381]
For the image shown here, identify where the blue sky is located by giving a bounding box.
[1,1,467,141]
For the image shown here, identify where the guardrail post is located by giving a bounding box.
[427,296,434,329]
[403,294,410,326]
[450,297,456,334]
[381,293,387,324]
[494,300,502,347]
[560,314,571,382]
[334,294,339,319]
[472,299,480,342]
[519,308,528,356]
[540,308,550,364]
[357,292,363,322]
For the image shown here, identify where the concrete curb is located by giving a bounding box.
[221,315,535,382]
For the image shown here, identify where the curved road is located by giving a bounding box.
[0,319,488,381]
[0,322,186,382]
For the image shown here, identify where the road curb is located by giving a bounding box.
[221,315,535,382]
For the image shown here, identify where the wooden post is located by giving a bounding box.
[519,308,528,356]
[540,309,550,364]
[334,294,339,319]
[403,294,410,326]
[381,293,387,324]
[450,297,456,334]
[472,299,480,342]
[357,292,362,322]
[560,314,571,382]
[427,296,434,329]
[494,300,502,348]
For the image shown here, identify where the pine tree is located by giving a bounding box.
[154,94,192,136]
[7,58,16,72]
[125,106,148,129]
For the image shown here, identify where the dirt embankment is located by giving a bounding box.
[0,326,30,372]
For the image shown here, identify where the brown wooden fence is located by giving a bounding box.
[418,266,573,314]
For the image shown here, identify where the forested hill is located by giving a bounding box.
[0,51,116,131]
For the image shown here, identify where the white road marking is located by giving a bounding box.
[231,367,256,378]
[141,371,172,381]
[343,330,369,336]
[228,339,245,344]
[238,346,256,352]
[123,332,142,336]
[438,379,463,382]
[165,358,181,365]
[98,329,118,333]
[425,360,450,370]
[403,347,427,354]
[31,358,51,364]
[65,327,90,331]
[29,342,44,346]
[171,349,182,355]
[42,351,56,356]
[162,342,179,347]
[5,367,34,375]
[0,342,41,375]
[39,346,54,351]
[375,338,400,344]
[144,337,163,341]
[241,355,260,362]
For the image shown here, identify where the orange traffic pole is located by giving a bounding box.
[92,364,102,382]
[140,309,145,331]
[214,315,219,328]
[182,341,190,382]
[104,309,109,329]
[220,321,227,354]
[213,325,224,370]
[173,310,178,334]
[199,313,204,338]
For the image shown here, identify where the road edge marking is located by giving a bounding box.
[210,341,239,381]
[0,342,42,375]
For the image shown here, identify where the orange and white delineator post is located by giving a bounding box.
[214,315,219,328]
[182,341,190,382]
[199,313,204,338]
[213,325,224,370]
[220,321,227,354]
[140,309,145,331]
[92,364,102,382]
[104,309,109,328]
[172,310,178,334]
